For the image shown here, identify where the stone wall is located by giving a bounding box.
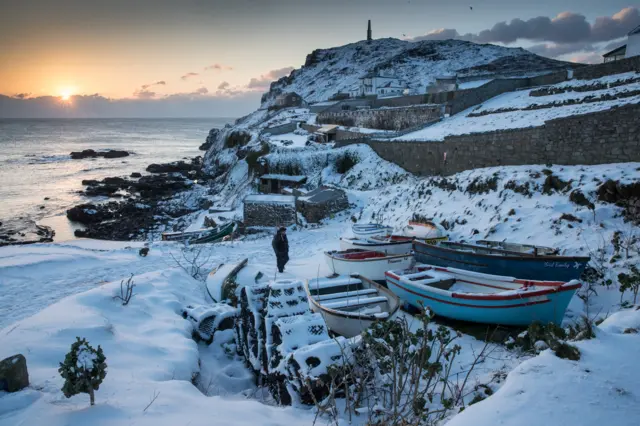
[335,103,640,176]
[243,202,297,227]
[573,55,640,80]
[296,190,349,223]
[318,105,443,131]
[262,122,298,136]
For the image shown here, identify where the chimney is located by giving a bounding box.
[367,20,372,42]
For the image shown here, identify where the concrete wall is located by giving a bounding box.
[627,33,640,59]
[335,103,640,176]
[317,105,443,131]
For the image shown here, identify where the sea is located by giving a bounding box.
[0,118,232,242]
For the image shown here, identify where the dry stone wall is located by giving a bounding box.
[244,202,297,227]
[335,103,640,176]
[318,105,442,131]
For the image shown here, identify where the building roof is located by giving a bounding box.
[317,124,339,133]
[298,187,345,204]
[629,24,640,36]
[244,194,296,205]
[260,174,307,183]
[602,45,627,57]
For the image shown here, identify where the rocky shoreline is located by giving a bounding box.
[66,156,214,240]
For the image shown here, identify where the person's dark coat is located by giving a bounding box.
[272,231,289,272]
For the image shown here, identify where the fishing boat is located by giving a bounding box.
[325,249,414,282]
[340,235,413,255]
[385,265,581,326]
[352,223,393,238]
[306,274,401,337]
[412,239,590,282]
[161,222,235,244]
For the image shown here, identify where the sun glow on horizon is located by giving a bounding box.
[59,88,76,102]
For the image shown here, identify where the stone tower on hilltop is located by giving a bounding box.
[367,20,372,42]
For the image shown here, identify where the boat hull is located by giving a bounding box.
[340,238,412,255]
[352,224,393,238]
[413,240,589,281]
[324,251,413,281]
[385,270,579,326]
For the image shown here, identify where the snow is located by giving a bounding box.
[266,132,309,149]
[243,194,296,205]
[446,309,640,426]
[396,71,640,141]
[76,346,98,371]
[457,79,493,89]
[260,174,307,183]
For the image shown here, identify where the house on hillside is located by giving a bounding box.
[356,70,408,97]
[602,24,640,62]
[259,174,307,194]
[274,92,304,108]
[427,75,459,93]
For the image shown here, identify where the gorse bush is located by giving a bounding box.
[58,337,107,406]
[334,151,359,174]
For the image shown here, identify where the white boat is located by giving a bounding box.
[324,249,413,281]
[340,235,413,255]
[306,274,400,337]
[352,223,393,238]
[401,220,447,241]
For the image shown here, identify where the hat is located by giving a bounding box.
[279,227,287,231]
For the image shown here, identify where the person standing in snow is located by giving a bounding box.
[272,227,289,273]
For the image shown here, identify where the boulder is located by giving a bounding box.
[130,172,142,178]
[70,149,98,159]
[0,354,29,392]
[66,204,103,224]
[102,150,129,159]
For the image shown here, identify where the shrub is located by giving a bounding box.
[58,337,107,406]
[115,274,135,306]
[618,265,640,304]
[334,151,359,174]
[246,142,270,175]
[224,131,251,148]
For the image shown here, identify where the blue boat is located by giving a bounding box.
[412,239,590,282]
[385,265,581,326]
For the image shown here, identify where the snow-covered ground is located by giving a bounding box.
[265,132,309,149]
[397,71,640,141]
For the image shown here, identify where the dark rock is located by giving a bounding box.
[559,213,582,223]
[146,161,193,174]
[102,150,129,159]
[199,141,213,151]
[569,190,595,210]
[139,247,149,257]
[66,204,103,224]
[44,197,50,200]
[39,206,45,209]
[130,172,142,178]
[0,354,29,392]
[70,149,98,159]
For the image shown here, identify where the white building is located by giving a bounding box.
[356,70,408,97]
[626,24,640,59]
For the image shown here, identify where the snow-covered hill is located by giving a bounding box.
[262,38,576,105]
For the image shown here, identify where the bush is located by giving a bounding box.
[58,337,107,406]
[224,131,251,148]
[246,142,270,175]
[335,151,359,174]
[619,265,640,304]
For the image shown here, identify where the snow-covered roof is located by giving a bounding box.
[260,174,307,183]
[312,101,339,107]
[244,194,296,205]
[602,45,626,57]
[318,124,339,133]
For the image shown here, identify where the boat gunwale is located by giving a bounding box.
[325,250,412,263]
[342,237,414,247]
[385,270,581,302]
[306,275,401,321]
[413,239,590,262]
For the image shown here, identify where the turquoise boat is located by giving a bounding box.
[385,264,581,326]
[161,222,235,244]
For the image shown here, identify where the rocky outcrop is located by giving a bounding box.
[597,179,640,222]
[0,354,29,392]
[70,149,130,159]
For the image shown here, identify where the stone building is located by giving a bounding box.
[243,195,297,227]
[296,187,349,223]
[274,92,304,109]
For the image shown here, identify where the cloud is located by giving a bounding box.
[217,81,230,90]
[180,72,199,81]
[246,66,294,91]
[13,93,31,99]
[204,63,233,72]
[569,52,604,64]
[193,87,208,95]
[408,7,639,58]
[140,80,167,90]
[133,89,156,99]
[0,92,262,119]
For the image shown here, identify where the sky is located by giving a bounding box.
[0,0,638,118]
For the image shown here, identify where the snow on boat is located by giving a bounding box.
[412,239,590,282]
[306,274,400,337]
[161,222,235,244]
[352,223,393,238]
[324,249,413,282]
[205,258,248,302]
[385,264,581,326]
[340,235,413,255]
[402,220,447,241]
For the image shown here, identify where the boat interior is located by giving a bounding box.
[390,267,522,294]
[308,276,392,317]
[475,240,559,255]
[369,235,413,243]
[437,240,558,257]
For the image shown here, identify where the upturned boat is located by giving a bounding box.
[412,239,589,282]
[352,223,393,238]
[324,249,414,282]
[340,235,413,255]
[306,274,400,337]
[402,220,447,241]
[161,221,235,244]
[385,264,581,326]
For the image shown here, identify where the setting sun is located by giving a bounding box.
[59,88,75,101]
